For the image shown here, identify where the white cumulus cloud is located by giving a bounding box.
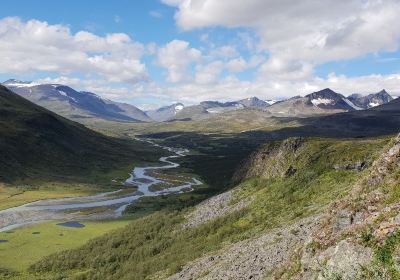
[157,39,201,83]
[0,17,147,84]
[164,0,400,79]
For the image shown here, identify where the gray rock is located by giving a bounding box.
[318,240,373,279]
[183,190,253,229]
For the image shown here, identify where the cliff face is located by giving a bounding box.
[232,137,305,183]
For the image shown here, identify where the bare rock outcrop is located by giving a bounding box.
[169,217,319,280]
[182,190,253,229]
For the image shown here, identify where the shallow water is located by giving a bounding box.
[0,140,202,231]
[57,221,85,228]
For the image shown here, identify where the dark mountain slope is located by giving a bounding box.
[0,85,160,182]
[306,88,355,110]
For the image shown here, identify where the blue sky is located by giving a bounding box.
[0,0,399,108]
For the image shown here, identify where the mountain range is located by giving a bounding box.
[2,79,396,122]
[3,79,151,122]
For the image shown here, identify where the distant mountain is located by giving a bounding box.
[348,89,393,109]
[237,97,269,108]
[266,88,355,117]
[172,97,270,121]
[0,85,156,182]
[369,94,400,112]
[146,103,184,122]
[199,97,269,110]
[306,88,356,111]
[2,79,151,122]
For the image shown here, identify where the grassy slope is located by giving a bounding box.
[0,85,163,183]
[0,85,166,207]
[21,136,390,280]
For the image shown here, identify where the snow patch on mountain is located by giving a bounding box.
[265,100,278,105]
[58,90,68,97]
[311,98,334,106]
[175,104,184,111]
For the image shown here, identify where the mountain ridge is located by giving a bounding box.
[2,80,151,123]
[2,80,397,122]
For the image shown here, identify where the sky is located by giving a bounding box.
[0,0,400,109]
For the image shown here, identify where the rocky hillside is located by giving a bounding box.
[167,135,400,280]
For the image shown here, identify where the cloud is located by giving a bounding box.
[195,60,224,84]
[0,17,147,84]
[209,45,238,58]
[225,57,248,72]
[153,72,400,105]
[156,39,201,83]
[164,0,400,79]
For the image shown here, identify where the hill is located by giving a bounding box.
[0,85,160,183]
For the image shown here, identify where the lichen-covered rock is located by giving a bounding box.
[317,240,373,279]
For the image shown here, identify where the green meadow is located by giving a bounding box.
[0,219,132,272]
